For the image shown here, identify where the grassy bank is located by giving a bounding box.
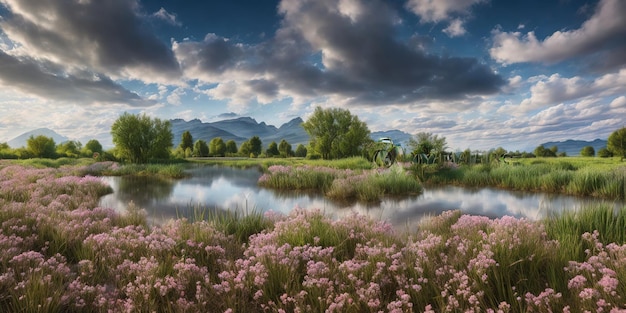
[1,162,626,312]
[415,157,626,201]
[258,163,422,202]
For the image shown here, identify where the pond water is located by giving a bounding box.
[99,165,624,229]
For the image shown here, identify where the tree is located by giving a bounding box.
[302,106,371,159]
[266,141,279,157]
[278,140,293,157]
[180,131,193,152]
[295,144,307,158]
[580,146,595,157]
[84,139,103,155]
[209,137,226,156]
[111,112,173,163]
[56,140,82,158]
[249,136,262,157]
[598,147,613,158]
[225,140,238,155]
[193,140,209,157]
[608,127,626,160]
[27,135,56,158]
[239,140,251,156]
[534,145,556,157]
[408,132,447,155]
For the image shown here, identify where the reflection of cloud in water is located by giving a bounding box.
[100,167,625,228]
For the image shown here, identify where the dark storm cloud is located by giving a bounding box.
[0,51,155,106]
[175,0,505,105]
[0,0,180,81]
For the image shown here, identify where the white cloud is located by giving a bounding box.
[517,69,626,111]
[152,7,182,27]
[443,19,467,37]
[490,0,626,66]
[405,0,488,23]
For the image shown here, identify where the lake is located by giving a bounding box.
[99,165,624,229]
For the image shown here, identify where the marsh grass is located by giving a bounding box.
[423,159,625,200]
[4,162,626,312]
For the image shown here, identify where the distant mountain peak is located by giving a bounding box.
[8,128,69,148]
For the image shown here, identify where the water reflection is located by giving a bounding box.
[99,165,624,228]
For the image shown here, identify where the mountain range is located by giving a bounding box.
[538,139,608,156]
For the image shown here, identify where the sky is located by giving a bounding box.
[0,0,625,151]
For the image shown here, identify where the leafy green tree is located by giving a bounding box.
[302,107,371,159]
[534,145,556,157]
[225,140,238,155]
[408,133,447,155]
[27,135,56,158]
[193,140,209,157]
[239,140,251,156]
[180,131,194,152]
[294,144,307,158]
[580,146,595,157]
[84,139,103,155]
[278,139,293,157]
[608,127,626,160]
[209,137,226,156]
[56,140,82,158]
[266,141,279,157]
[249,136,262,157]
[110,112,173,163]
[598,147,613,158]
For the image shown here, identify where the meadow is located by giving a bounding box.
[1,160,626,312]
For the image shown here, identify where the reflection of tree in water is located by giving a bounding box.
[115,176,175,208]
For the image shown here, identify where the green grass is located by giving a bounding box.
[192,156,375,171]
[419,157,625,200]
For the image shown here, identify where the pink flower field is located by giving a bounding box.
[1,161,625,312]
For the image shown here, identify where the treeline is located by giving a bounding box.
[0,136,109,160]
[171,131,309,159]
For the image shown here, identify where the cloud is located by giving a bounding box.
[0,50,155,106]
[518,69,626,111]
[0,0,181,82]
[152,7,181,26]
[443,19,467,37]
[405,0,488,23]
[489,0,626,69]
[175,0,504,109]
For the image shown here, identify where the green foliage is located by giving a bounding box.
[180,131,194,152]
[534,144,557,157]
[608,127,626,159]
[27,135,56,158]
[225,140,238,155]
[238,140,251,156]
[85,139,103,154]
[266,141,279,157]
[193,139,209,157]
[294,144,307,157]
[408,132,447,155]
[597,147,613,158]
[249,136,262,157]
[110,112,173,163]
[302,106,371,159]
[56,140,82,158]
[278,139,293,157]
[209,137,226,156]
[580,146,595,157]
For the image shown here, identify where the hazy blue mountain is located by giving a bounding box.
[539,139,608,156]
[8,128,69,148]
[371,130,412,147]
[171,117,309,148]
